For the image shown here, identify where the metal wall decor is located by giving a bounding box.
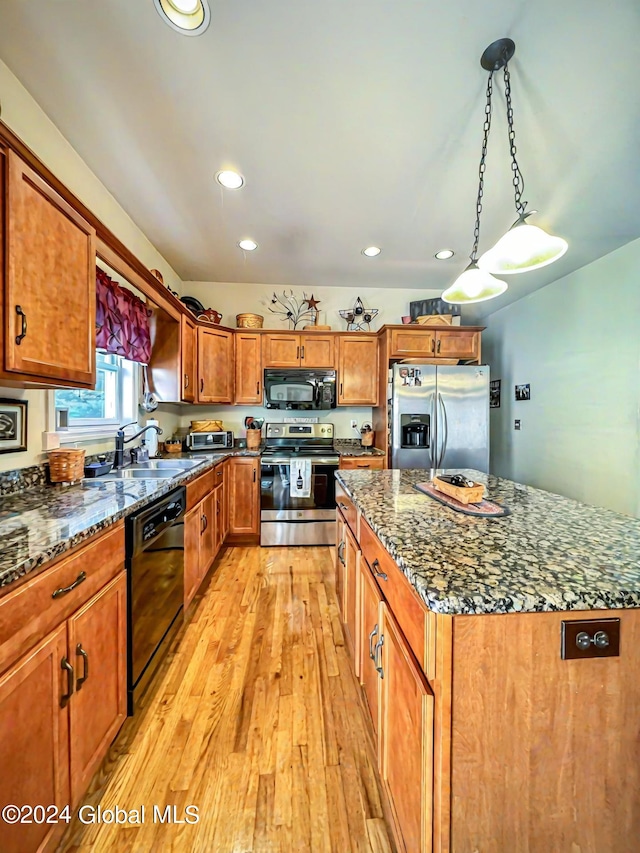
[0,398,28,454]
[269,290,317,329]
[339,297,379,331]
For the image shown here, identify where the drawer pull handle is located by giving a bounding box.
[301,345,305,359]
[200,378,204,394]
[184,373,189,389]
[337,541,345,566]
[15,305,27,345]
[296,346,300,360]
[374,635,384,678]
[338,501,348,510]
[201,513,208,533]
[431,338,435,353]
[60,657,74,706]
[76,643,89,689]
[368,624,378,660]
[52,571,87,599]
[372,558,388,582]
[256,381,260,395]
[437,339,441,353]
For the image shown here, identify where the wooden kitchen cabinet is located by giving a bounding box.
[0,625,70,853]
[3,149,96,387]
[222,459,230,542]
[67,572,127,805]
[336,513,346,618]
[337,335,378,405]
[262,332,335,368]
[181,315,197,402]
[197,326,233,403]
[380,603,434,853]
[339,456,385,470]
[343,524,360,672]
[228,457,260,538]
[184,491,216,610]
[234,331,263,404]
[359,555,383,738]
[388,326,482,362]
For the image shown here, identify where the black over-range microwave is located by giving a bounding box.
[263,369,337,410]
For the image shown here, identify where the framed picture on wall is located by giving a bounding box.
[515,383,531,401]
[489,379,501,408]
[0,399,28,454]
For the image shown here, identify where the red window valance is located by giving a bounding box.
[95,268,152,364]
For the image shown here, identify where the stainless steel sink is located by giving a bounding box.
[99,468,184,480]
[134,458,205,470]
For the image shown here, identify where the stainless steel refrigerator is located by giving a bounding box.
[390,363,490,472]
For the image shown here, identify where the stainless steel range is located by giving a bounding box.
[260,423,338,546]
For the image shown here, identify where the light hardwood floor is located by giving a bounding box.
[58,546,395,852]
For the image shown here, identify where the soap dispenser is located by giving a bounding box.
[146,418,159,457]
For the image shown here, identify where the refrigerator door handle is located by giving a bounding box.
[428,392,436,467]
[437,392,448,467]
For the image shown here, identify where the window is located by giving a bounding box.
[53,352,137,433]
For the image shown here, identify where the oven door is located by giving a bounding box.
[260,459,337,545]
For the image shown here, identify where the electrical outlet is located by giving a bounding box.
[350,419,358,429]
[514,419,521,430]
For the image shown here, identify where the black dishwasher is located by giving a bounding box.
[125,486,185,714]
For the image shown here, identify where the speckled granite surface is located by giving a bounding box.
[0,449,259,594]
[336,469,640,616]
[333,440,385,457]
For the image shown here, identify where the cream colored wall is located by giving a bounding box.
[183,281,442,330]
[0,58,184,472]
[482,236,640,518]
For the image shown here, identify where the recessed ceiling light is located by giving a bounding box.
[215,170,245,190]
[362,246,382,257]
[435,249,455,260]
[153,0,210,36]
[238,239,258,251]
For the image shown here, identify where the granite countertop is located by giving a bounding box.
[336,469,640,616]
[333,440,385,457]
[0,449,259,594]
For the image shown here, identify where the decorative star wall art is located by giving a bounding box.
[339,297,379,331]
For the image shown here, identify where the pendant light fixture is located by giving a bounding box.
[442,52,507,305]
[443,38,568,304]
[477,39,568,275]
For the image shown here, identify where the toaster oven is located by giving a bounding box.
[186,430,234,451]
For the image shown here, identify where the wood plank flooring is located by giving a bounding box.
[58,546,395,852]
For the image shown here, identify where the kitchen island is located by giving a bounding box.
[335,468,640,853]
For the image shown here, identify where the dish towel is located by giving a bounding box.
[290,459,311,498]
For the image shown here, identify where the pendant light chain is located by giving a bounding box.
[470,71,494,262]
[503,63,527,216]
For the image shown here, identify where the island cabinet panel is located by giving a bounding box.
[343,524,360,673]
[360,518,435,680]
[197,326,233,403]
[335,512,346,617]
[337,335,378,405]
[228,457,260,537]
[358,554,383,739]
[222,459,230,541]
[5,149,96,386]
[67,572,127,806]
[181,315,197,402]
[234,331,262,404]
[450,609,640,853]
[0,624,70,853]
[184,489,217,611]
[380,603,434,853]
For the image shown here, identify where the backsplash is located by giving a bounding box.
[0,451,117,498]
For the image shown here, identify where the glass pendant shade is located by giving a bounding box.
[441,262,508,305]
[478,218,568,274]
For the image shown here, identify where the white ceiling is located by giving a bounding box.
[0,0,639,321]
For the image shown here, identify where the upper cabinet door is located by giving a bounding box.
[338,335,379,406]
[435,330,481,361]
[234,332,262,404]
[198,327,233,403]
[389,329,436,359]
[262,333,300,367]
[5,150,96,386]
[300,334,336,368]
[181,316,197,403]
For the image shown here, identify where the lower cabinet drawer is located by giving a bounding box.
[335,483,358,537]
[360,518,435,681]
[187,469,215,510]
[0,523,125,676]
[339,456,385,470]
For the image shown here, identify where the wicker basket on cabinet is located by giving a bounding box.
[236,313,264,328]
